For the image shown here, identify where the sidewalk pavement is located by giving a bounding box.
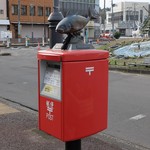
[0,98,149,150]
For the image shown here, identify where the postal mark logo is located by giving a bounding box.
[85,67,94,76]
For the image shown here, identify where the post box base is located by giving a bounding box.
[65,139,81,150]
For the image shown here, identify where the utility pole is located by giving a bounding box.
[111,0,115,35]
[43,6,46,43]
[103,0,106,33]
[133,3,136,31]
[30,4,34,43]
[18,0,21,43]
[43,0,46,43]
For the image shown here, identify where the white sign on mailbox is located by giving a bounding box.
[41,64,61,101]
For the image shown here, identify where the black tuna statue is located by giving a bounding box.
[55,8,97,50]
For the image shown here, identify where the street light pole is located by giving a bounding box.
[48,0,64,48]
[18,0,21,43]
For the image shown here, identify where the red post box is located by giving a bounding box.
[38,49,109,142]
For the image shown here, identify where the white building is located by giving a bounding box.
[0,0,10,41]
[104,1,149,36]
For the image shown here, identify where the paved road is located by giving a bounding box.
[107,71,150,148]
[1,98,148,150]
[0,47,39,109]
[0,47,150,149]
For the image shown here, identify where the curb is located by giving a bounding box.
[0,53,11,56]
[0,43,49,48]
[109,66,150,75]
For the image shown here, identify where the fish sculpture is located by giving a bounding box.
[56,9,97,34]
[55,8,97,50]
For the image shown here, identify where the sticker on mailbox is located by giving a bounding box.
[41,64,61,100]
[46,100,54,121]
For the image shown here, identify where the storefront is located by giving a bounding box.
[0,20,10,41]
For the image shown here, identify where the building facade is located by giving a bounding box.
[104,1,149,36]
[8,0,53,40]
[0,0,10,41]
[59,0,100,39]
[59,0,99,16]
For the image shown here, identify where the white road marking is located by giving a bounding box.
[129,114,146,120]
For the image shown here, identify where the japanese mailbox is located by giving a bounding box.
[38,49,109,142]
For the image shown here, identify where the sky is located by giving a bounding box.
[99,0,150,8]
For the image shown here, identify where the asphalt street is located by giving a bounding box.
[0,47,150,149]
[1,97,148,150]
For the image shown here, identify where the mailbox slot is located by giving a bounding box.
[40,60,62,101]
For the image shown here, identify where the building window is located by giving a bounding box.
[114,11,123,22]
[0,9,4,14]
[128,11,138,21]
[89,0,95,3]
[45,7,51,16]
[30,5,35,16]
[21,5,27,15]
[38,6,43,16]
[12,5,18,15]
[108,18,111,22]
